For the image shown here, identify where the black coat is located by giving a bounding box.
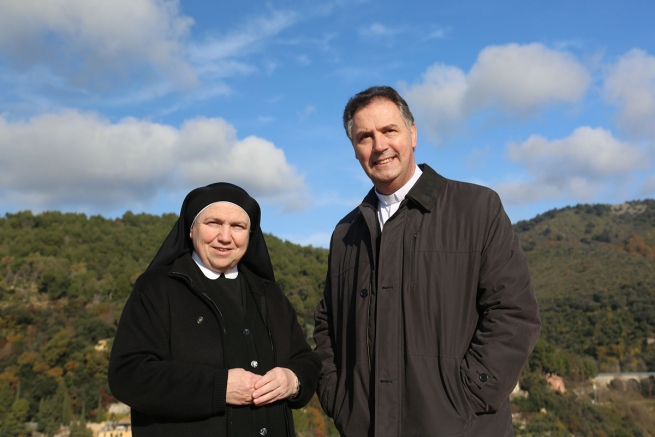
[109,254,320,437]
[314,164,541,436]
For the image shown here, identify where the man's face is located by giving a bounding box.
[351,98,417,195]
[189,202,250,273]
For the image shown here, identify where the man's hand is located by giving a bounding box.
[252,367,298,406]
[226,368,260,405]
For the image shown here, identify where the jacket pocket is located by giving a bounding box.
[403,355,474,436]
[318,367,349,426]
[318,368,338,418]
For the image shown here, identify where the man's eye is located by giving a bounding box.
[358,136,372,144]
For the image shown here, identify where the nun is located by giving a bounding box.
[109,183,320,437]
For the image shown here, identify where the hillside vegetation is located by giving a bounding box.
[515,200,655,373]
[0,210,328,435]
[512,200,655,436]
[1,200,654,436]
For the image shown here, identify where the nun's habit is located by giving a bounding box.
[109,183,320,437]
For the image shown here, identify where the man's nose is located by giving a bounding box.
[371,133,388,152]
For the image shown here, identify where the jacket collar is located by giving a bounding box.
[405,163,446,212]
[360,163,446,213]
[169,253,207,293]
[168,253,268,296]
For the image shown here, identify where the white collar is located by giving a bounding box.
[375,165,423,206]
[192,252,239,279]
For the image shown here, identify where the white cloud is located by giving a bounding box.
[422,26,450,41]
[402,43,591,144]
[298,105,316,121]
[188,10,296,78]
[401,63,468,141]
[358,23,403,44]
[0,111,307,211]
[604,48,655,138]
[0,0,196,87]
[176,118,305,197]
[497,126,649,204]
[465,43,590,111]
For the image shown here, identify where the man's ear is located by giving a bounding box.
[411,124,417,151]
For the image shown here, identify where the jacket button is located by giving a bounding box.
[197,316,203,324]
[479,373,488,382]
[360,289,369,298]
[243,328,250,335]
[259,428,267,436]
[251,360,258,368]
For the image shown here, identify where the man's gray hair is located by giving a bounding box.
[343,86,415,141]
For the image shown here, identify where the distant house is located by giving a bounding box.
[510,381,528,398]
[96,418,132,437]
[108,402,131,416]
[95,339,109,351]
[546,373,566,393]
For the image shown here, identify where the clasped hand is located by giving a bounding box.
[226,367,297,406]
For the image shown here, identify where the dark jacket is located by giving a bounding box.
[109,253,320,437]
[314,164,541,436]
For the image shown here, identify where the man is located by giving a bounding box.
[314,86,540,436]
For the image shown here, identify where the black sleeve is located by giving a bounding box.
[313,239,339,418]
[460,192,541,413]
[266,283,321,409]
[108,276,228,419]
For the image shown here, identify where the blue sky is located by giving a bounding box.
[1,0,654,247]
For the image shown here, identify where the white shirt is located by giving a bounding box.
[192,251,239,279]
[375,165,423,230]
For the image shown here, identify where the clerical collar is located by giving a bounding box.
[375,165,423,206]
[192,251,239,279]
[374,165,422,230]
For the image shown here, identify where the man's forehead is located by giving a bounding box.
[353,98,402,121]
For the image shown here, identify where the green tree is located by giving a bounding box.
[69,415,92,437]
[0,398,30,437]
[40,330,72,367]
[37,397,59,437]
[61,386,71,426]
[0,380,13,421]
[95,394,105,423]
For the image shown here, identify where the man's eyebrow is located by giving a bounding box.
[356,123,400,138]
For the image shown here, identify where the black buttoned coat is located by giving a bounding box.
[109,254,320,437]
[314,164,541,436]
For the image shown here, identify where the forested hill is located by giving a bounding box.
[513,200,655,374]
[0,210,328,432]
[1,200,655,435]
[0,210,327,334]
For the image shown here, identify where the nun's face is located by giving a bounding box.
[190,202,250,273]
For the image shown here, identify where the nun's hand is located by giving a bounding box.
[226,368,259,405]
[252,367,298,405]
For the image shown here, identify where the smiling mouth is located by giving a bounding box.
[374,156,395,166]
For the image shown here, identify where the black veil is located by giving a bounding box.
[147,182,275,281]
